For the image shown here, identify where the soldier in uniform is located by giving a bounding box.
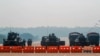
[23,39,26,46]
[27,39,32,46]
[51,33,57,41]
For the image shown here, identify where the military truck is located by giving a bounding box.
[87,32,100,46]
[74,33,89,46]
[69,32,89,46]
[69,32,81,46]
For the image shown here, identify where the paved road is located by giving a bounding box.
[0,53,100,56]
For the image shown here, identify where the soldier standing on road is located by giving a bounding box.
[27,39,32,46]
[23,39,26,46]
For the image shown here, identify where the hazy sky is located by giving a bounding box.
[0,0,100,28]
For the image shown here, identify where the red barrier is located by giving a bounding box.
[23,46,34,53]
[0,46,11,53]
[71,46,82,53]
[59,46,70,53]
[47,46,58,53]
[35,46,46,53]
[83,46,92,53]
[93,46,100,53]
[11,46,22,53]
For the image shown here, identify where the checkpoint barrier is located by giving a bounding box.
[47,46,58,53]
[35,46,46,53]
[11,46,22,53]
[93,46,100,53]
[59,46,70,53]
[1,46,100,53]
[71,46,82,53]
[23,46,34,53]
[0,46,11,53]
[83,46,92,53]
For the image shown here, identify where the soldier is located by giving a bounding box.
[23,39,26,46]
[3,38,6,46]
[27,39,32,46]
[48,34,52,41]
[51,33,57,41]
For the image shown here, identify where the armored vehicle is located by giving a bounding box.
[87,32,100,46]
[3,31,32,46]
[41,33,65,46]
